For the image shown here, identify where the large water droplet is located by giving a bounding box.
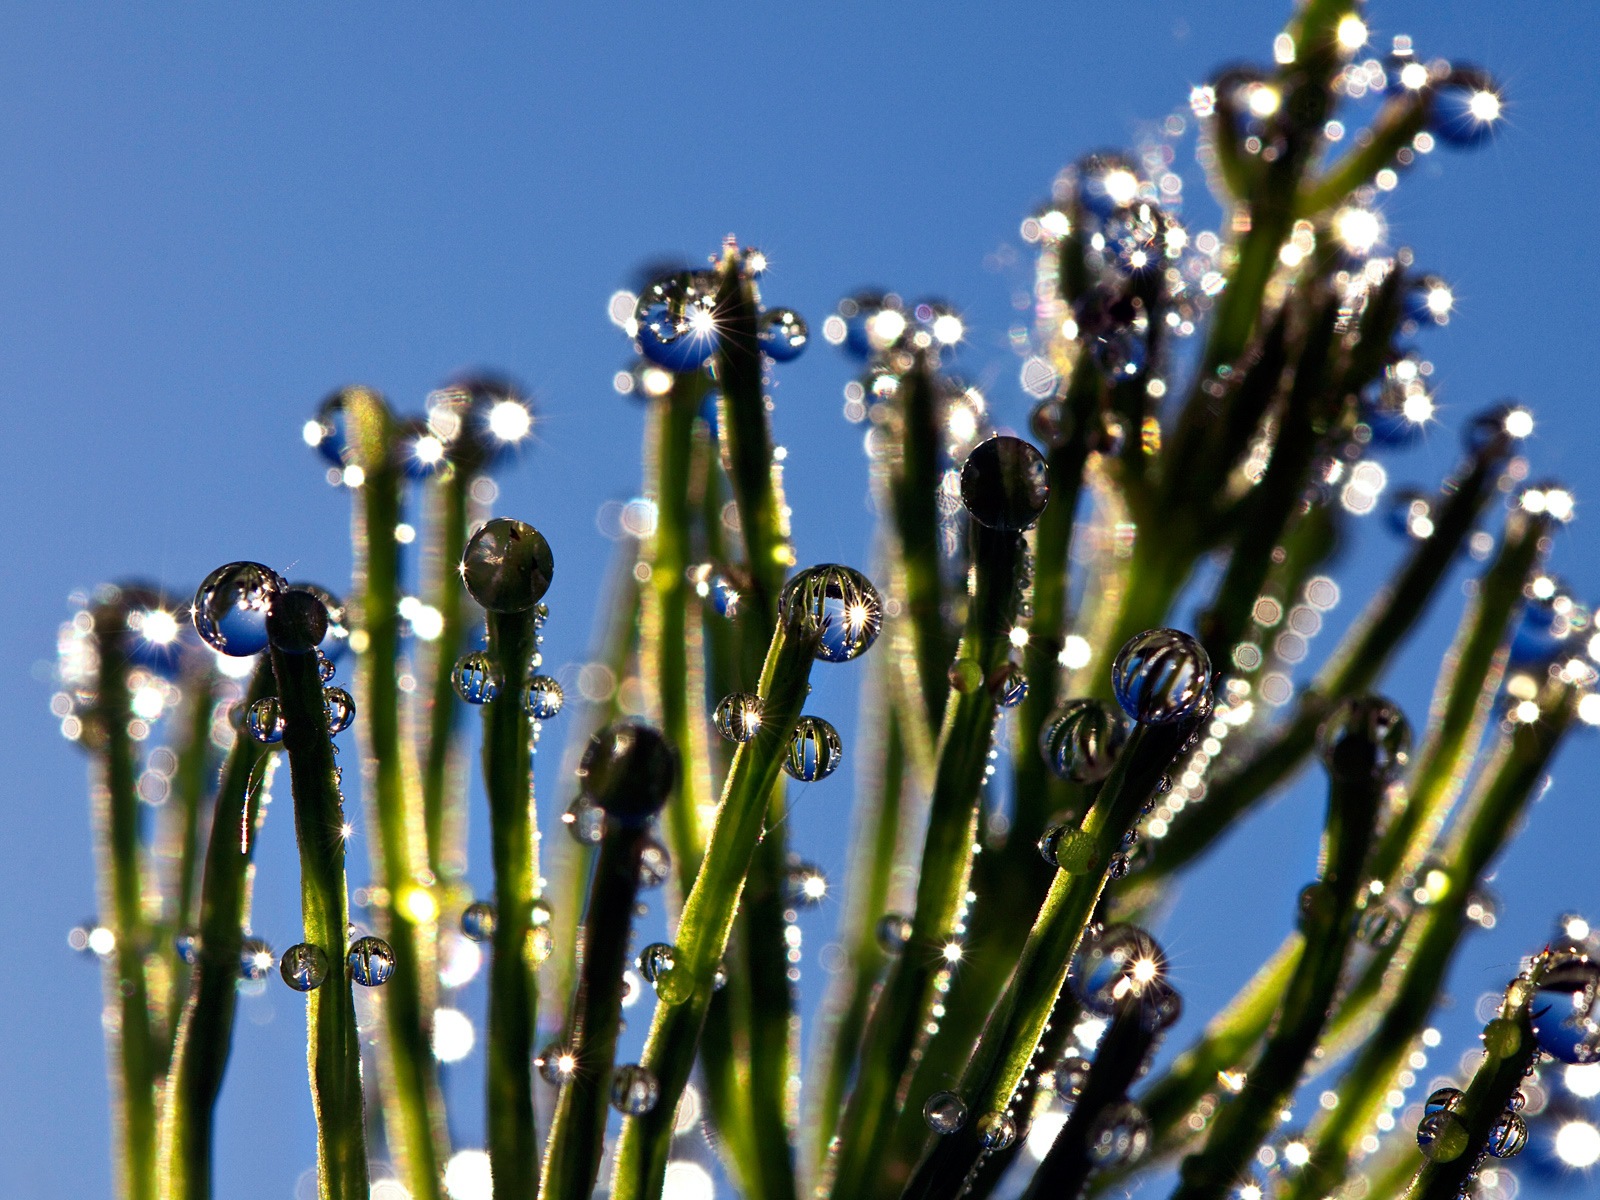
[959,436,1050,531]
[1075,926,1169,1017]
[1424,1087,1464,1116]
[524,675,564,719]
[577,721,678,824]
[461,518,555,612]
[324,687,356,735]
[1087,1103,1151,1166]
[975,1111,1016,1150]
[348,936,396,987]
[280,942,329,992]
[923,1091,969,1135]
[1317,696,1411,783]
[564,797,605,844]
[1416,1109,1468,1162]
[759,308,809,362]
[246,697,284,744]
[714,692,764,743]
[1426,74,1503,149]
[784,716,841,782]
[1038,823,1095,872]
[780,565,883,663]
[1055,1054,1093,1103]
[239,937,274,981]
[876,914,913,955]
[461,901,496,943]
[538,1042,576,1085]
[1041,699,1126,782]
[1111,629,1212,725]
[194,563,285,657]
[453,652,502,705]
[1530,953,1600,1065]
[612,1065,660,1115]
[426,374,535,467]
[634,272,720,371]
[639,942,692,1004]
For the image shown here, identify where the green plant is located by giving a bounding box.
[58,4,1600,1199]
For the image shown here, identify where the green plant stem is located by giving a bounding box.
[540,822,648,1198]
[269,641,368,1200]
[162,665,222,1042]
[482,607,542,1200]
[1289,692,1574,1200]
[610,610,820,1200]
[1170,756,1385,1200]
[88,612,159,1200]
[1146,435,1511,881]
[418,461,476,881]
[900,715,1200,1200]
[828,524,1027,1200]
[157,663,277,1200]
[344,390,447,1199]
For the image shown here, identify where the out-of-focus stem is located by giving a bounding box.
[157,664,276,1200]
[344,388,446,1198]
[163,662,222,1048]
[482,607,542,1199]
[270,640,368,1200]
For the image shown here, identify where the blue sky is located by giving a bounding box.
[2,2,1598,1196]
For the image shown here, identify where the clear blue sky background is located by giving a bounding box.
[2,2,1597,1196]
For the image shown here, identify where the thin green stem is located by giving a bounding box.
[163,662,223,1051]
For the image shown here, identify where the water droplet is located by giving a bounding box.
[712,962,728,992]
[1055,1055,1093,1103]
[784,716,841,782]
[1530,953,1600,1065]
[1111,629,1212,725]
[714,692,764,742]
[1317,696,1411,783]
[266,589,330,655]
[1386,489,1435,540]
[194,563,285,657]
[524,675,564,719]
[992,664,1028,708]
[1041,699,1126,782]
[316,650,336,683]
[1297,882,1333,930]
[638,837,671,890]
[453,652,502,704]
[280,942,329,992]
[564,797,605,844]
[923,1091,969,1135]
[1038,823,1095,872]
[876,914,913,955]
[1075,926,1169,1017]
[959,436,1050,531]
[461,901,496,943]
[784,861,828,907]
[1416,1109,1468,1162]
[538,1042,576,1085]
[526,925,553,967]
[175,932,199,965]
[634,271,720,371]
[577,721,679,824]
[639,942,676,983]
[1426,75,1503,149]
[426,375,535,466]
[834,290,905,359]
[948,658,984,694]
[1087,1103,1150,1166]
[323,687,356,735]
[759,308,809,362]
[306,391,349,465]
[1424,1087,1464,1116]
[246,697,284,744]
[780,565,883,662]
[975,1111,1016,1150]
[461,518,555,613]
[348,935,396,986]
[639,942,692,1004]
[239,937,274,981]
[611,1064,661,1115]
[1358,897,1410,948]
[1487,1111,1527,1158]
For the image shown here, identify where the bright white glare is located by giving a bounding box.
[1424,283,1454,319]
[1566,915,1592,941]
[1401,392,1435,424]
[868,309,907,348]
[438,935,483,989]
[1103,168,1140,205]
[410,604,445,642]
[942,941,964,964]
[487,400,532,443]
[371,1181,411,1200]
[1009,627,1031,649]
[1513,700,1541,724]
[1555,1120,1600,1168]
[1468,89,1502,124]
[302,419,325,448]
[641,367,674,398]
[1504,408,1535,439]
[948,403,979,443]
[1334,207,1384,255]
[1577,693,1600,726]
[1026,1111,1068,1160]
[1400,62,1429,90]
[1283,1140,1311,1168]
[1335,15,1367,50]
[131,685,166,722]
[932,313,965,345]
[662,1161,715,1200]
[1039,210,1070,239]
[414,435,445,466]
[88,926,116,956]
[142,609,180,645]
[607,291,638,330]
[1247,85,1282,119]
[1566,1063,1600,1100]
[432,1008,476,1063]
[443,1149,493,1200]
[215,651,256,680]
[1059,635,1093,670]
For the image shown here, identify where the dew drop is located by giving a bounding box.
[1087,1102,1151,1166]
[638,837,671,890]
[611,1064,661,1115]
[577,721,679,824]
[634,271,721,372]
[246,697,285,744]
[975,1111,1016,1150]
[1488,1112,1527,1159]
[1424,1087,1464,1116]
[784,716,841,782]
[1358,897,1410,948]
[461,901,496,943]
[959,436,1050,531]
[1074,926,1168,1017]
[948,658,984,694]
[1416,1109,1468,1162]
[1037,823,1095,872]
[992,664,1028,708]
[759,308,809,362]
[639,942,676,984]
[1111,629,1212,725]
[306,391,349,465]
[1530,952,1600,1065]
[453,652,502,704]
[279,942,329,992]
[714,692,764,743]
[564,797,605,844]
[538,1042,576,1085]
[194,563,286,657]
[348,935,396,986]
[876,914,913,955]
[524,674,564,719]
[1041,699,1126,782]
[239,937,274,981]
[780,565,883,662]
[784,861,828,907]
[639,942,691,1005]
[1055,1055,1093,1103]
[923,1091,969,1135]
[316,650,336,683]
[1317,696,1411,783]
[175,932,199,965]
[460,518,555,613]
[323,687,356,735]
